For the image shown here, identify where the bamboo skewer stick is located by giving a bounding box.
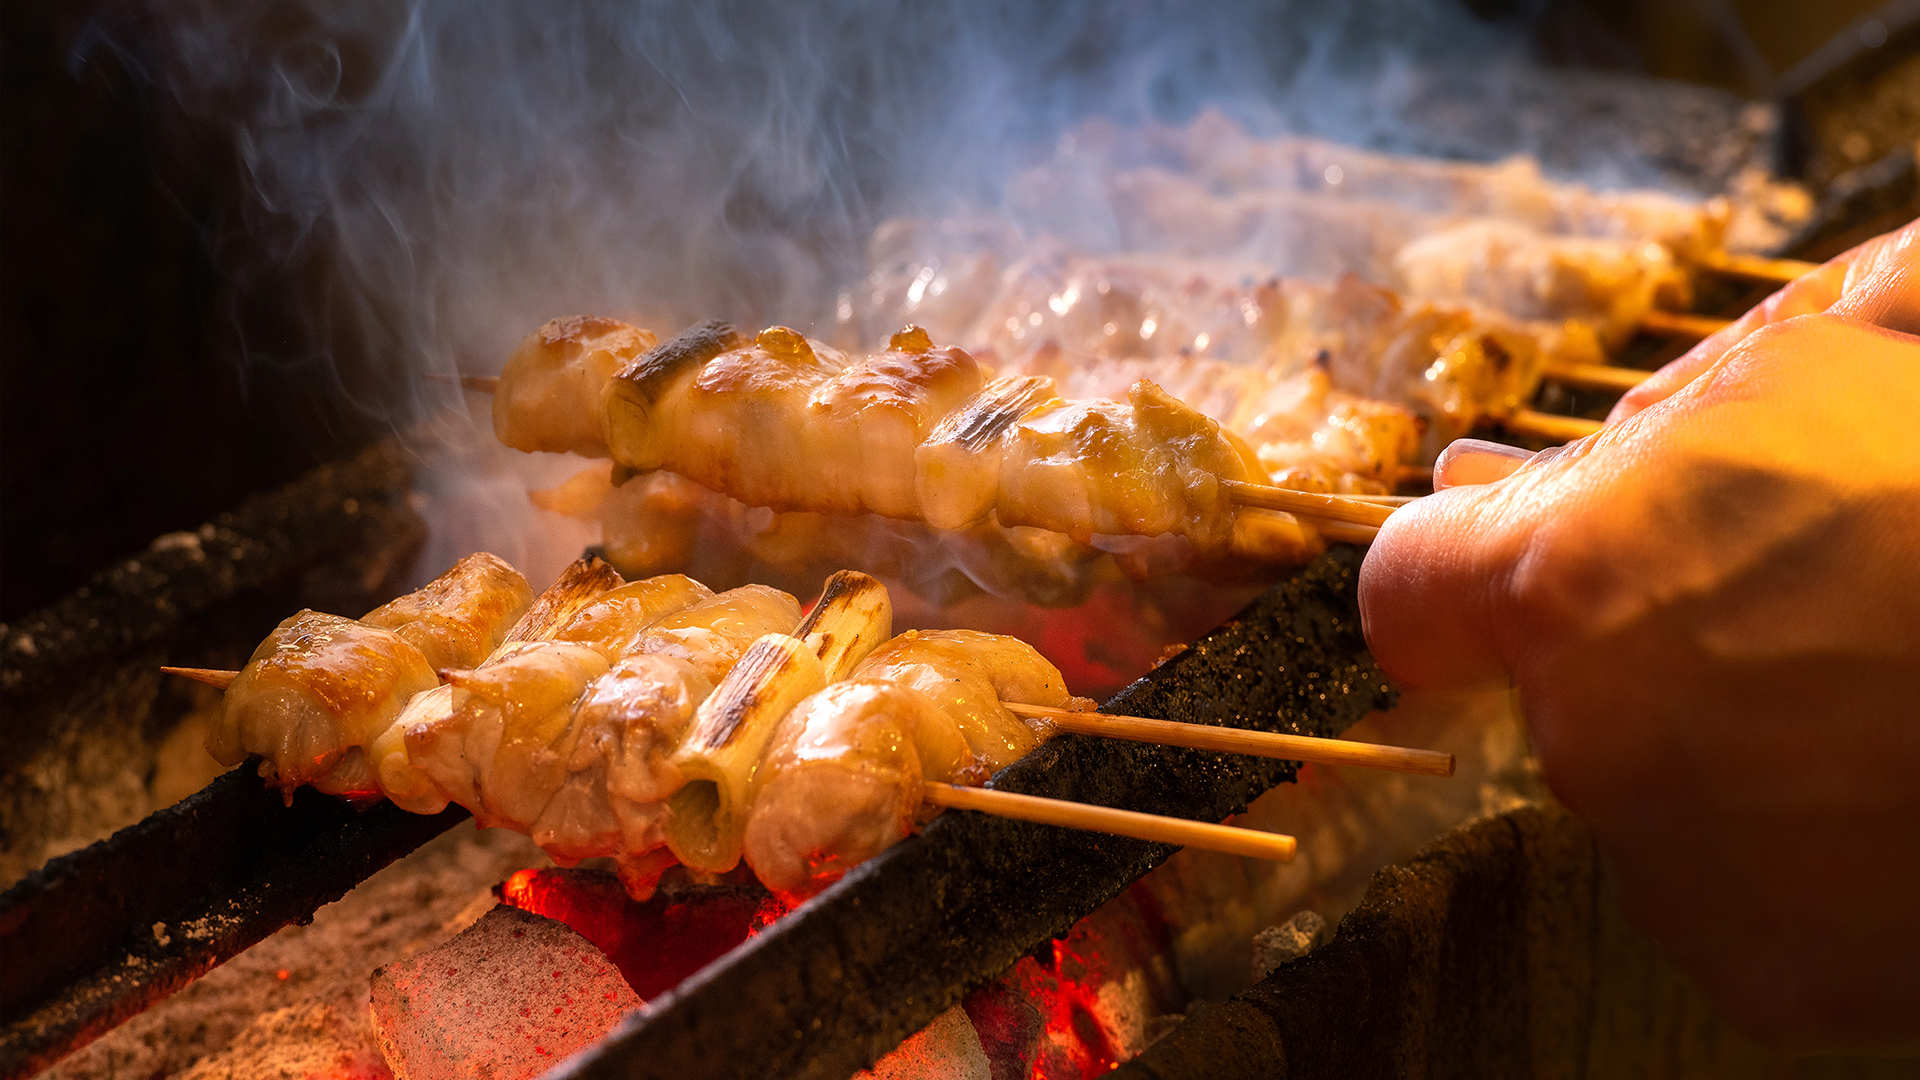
[1502,409,1604,443]
[1540,360,1652,394]
[1639,310,1732,341]
[921,782,1297,861]
[1696,251,1819,285]
[1005,702,1455,777]
[160,666,238,690]
[1314,520,1382,545]
[1221,480,1397,528]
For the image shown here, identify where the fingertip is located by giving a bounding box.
[1432,439,1533,490]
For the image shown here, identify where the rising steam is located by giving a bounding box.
[107,0,1752,621]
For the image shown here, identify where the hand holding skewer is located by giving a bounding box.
[1359,217,1920,1051]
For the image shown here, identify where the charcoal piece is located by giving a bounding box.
[369,905,641,1080]
[551,545,1392,1080]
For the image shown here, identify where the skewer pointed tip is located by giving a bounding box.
[161,665,238,690]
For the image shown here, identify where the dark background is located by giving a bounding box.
[0,0,1901,621]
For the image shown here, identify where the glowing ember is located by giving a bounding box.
[499,868,792,1001]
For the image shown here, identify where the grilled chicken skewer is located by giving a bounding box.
[173,559,1453,898]
[493,317,1395,555]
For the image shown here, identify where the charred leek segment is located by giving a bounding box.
[602,319,746,476]
[665,634,827,873]
[490,553,625,658]
[914,375,1061,530]
[794,570,895,681]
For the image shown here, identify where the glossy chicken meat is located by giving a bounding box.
[360,551,534,672]
[210,560,1127,902]
[210,553,534,799]
[494,314,658,457]
[744,627,1093,897]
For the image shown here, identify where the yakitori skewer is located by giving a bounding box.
[162,665,1450,777]
[447,369,1409,535]
[921,782,1297,861]
[1005,702,1454,777]
[160,665,1300,861]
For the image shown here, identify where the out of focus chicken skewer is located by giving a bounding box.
[488,317,1395,557]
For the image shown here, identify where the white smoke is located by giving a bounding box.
[110,0,1766,619]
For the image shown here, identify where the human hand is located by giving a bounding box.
[1357,221,1920,1052]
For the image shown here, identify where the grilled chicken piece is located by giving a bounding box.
[1242,364,1426,493]
[403,640,612,831]
[853,628,1087,772]
[609,324,981,520]
[211,552,534,800]
[744,626,1088,897]
[605,324,846,499]
[360,552,534,672]
[997,379,1264,550]
[494,315,658,457]
[743,679,974,898]
[1317,274,1556,449]
[806,327,987,518]
[1392,219,1691,348]
[549,573,714,660]
[209,611,441,801]
[532,652,715,896]
[626,584,802,684]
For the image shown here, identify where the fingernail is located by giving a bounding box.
[1433,439,1535,490]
